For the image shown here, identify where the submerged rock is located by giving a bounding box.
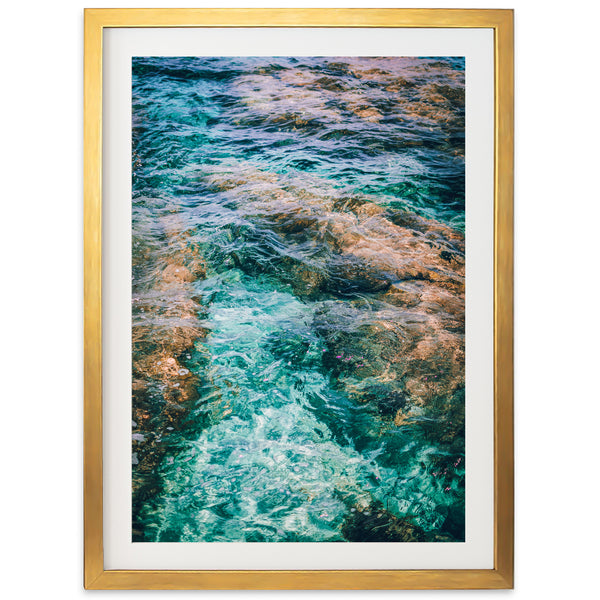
[203,165,464,446]
[131,209,217,539]
[325,257,392,295]
[161,263,194,283]
[342,501,459,543]
[342,503,427,542]
[231,57,464,149]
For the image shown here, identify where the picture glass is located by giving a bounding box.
[130,55,466,544]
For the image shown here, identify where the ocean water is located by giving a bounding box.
[131,57,466,543]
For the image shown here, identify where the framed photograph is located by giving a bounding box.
[84,8,513,590]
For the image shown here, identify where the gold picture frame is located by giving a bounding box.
[84,8,513,590]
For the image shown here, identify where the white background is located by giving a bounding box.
[1,0,599,596]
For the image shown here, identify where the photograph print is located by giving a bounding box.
[130,56,466,544]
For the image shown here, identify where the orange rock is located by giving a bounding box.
[162,263,194,283]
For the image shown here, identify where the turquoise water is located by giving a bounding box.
[131,57,465,543]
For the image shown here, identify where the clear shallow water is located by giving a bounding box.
[132,57,466,543]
